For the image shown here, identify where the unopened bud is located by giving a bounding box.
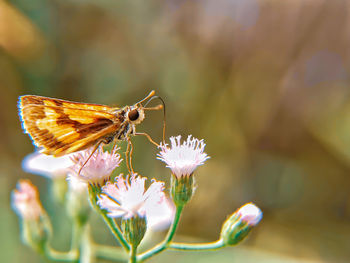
[221,203,262,246]
[12,180,51,252]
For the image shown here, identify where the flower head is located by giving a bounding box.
[236,203,262,226]
[97,174,166,222]
[70,146,122,185]
[157,135,210,178]
[12,180,44,220]
[22,152,74,178]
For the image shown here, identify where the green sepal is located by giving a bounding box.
[171,174,194,206]
[121,216,147,248]
[220,213,252,246]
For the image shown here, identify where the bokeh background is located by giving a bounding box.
[1,0,350,262]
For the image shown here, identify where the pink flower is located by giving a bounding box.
[98,174,168,224]
[12,180,44,220]
[157,135,210,177]
[69,146,122,185]
[236,203,262,226]
[22,151,74,178]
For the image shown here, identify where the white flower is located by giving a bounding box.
[12,180,44,220]
[22,151,74,178]
[236,203,262,226]
[157,135,210,177]
[69,146,122,185]
[97,174,167,223]
[147,196,175,230]
[140,197,175,244]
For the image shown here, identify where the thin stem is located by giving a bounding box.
[138,205,184,262]
[44,246,78,262]
[164,205,183,244]
[43,219,85,262]
[169,239,225,251]
[94,244,128,261]
[100,210,131,252]
[71,220,85,257]
[129,245,137,263]
[80,225,94,263]
[88,185,130,252]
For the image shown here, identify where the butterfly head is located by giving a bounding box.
[127,105,145,125]
[126,90,164,125]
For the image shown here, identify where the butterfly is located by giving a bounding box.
[18,90,164,172]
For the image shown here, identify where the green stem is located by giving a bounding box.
[129,245,137,263]
[88,185,130,252]
[94,244,128,261]
[43,218,86,262]
[44,246,78,262]
[100,212,130,252]
[138,205,184,262]
[80,225,94,263]
[169,239,225,251]
[164,205,183,244]
[71,220,85,261]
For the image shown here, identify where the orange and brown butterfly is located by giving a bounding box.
[17,91,163,159]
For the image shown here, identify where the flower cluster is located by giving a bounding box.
[13,134,262,262]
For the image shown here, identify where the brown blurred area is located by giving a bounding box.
[1,0,350,262]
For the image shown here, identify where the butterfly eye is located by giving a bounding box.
[128,109,139,121]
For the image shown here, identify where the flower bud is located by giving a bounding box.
[121,216,147,248]
[12,180,51,252]
[221,203,262,246]
[170,174,195,206]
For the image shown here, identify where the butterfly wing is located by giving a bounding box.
[18,95,122,156]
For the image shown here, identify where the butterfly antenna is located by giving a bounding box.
[144,96,166,144]
[135,90,155,105]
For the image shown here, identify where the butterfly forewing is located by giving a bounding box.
[18,95,121,156]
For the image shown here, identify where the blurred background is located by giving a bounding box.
[1,0,350,262]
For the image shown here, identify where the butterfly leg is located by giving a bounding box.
[135,132,159,147]
[110,139,118,152]
[125,138,135,175]
[78,141,102,175]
